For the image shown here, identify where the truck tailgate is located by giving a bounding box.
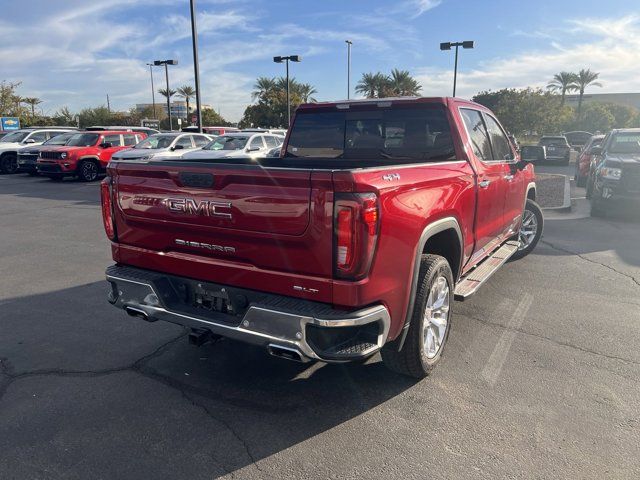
[110,161,334,288]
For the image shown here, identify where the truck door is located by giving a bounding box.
[459,108,511,259]
[482,113,526,236]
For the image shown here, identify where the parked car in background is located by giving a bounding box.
[0,132,8,139]
[111,132,213,162]
[85,126,160,136]
[587,128,640,216]
[180,132,282,160]
[242,128,287,137]
[182,126,238,136]
[563,131,593,150]
[102,96,541,378]
[538,136,571,164]
[37,130,146,181]
[0,127,76,174]
[574,134,605,187]
[16,132,76,175]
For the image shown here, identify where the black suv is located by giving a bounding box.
[538,136,571,165]
[588,128,640,217]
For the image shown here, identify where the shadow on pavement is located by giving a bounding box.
[0,281,416,478]
[0,174,100,206]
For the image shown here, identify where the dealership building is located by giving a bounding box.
[564,92,640,110]
[135,101,213,118]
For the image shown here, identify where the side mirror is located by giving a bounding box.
[171,144,184,151]
[247,146,260,152]
[99,142,113,149]
[24,138,36,144]
[520,145,546,163]
[590,146,603,156]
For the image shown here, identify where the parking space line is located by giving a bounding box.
[481,293,534,387]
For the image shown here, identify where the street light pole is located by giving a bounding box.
[439,40,474,97]
[273,55,301,127]
[189,0,203,133]
[154,59,178,131]
[146,63,157,119]
[345,40,352,99]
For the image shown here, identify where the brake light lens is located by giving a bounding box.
[334,193,379,279]
[100,177,116,240]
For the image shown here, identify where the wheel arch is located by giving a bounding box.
[396,216,463,350]
[526,182,536,201]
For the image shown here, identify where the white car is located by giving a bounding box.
[110,132,213,161]
[180,133,283,160]
[0,128,76,173]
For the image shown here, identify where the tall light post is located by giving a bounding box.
[345,40,352,99]
[439,41,474,97]
[273,55,301,127]
[189,0,203,133]
[154,59,178,130]
[145,63,157,119]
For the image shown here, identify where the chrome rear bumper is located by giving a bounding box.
[105,264,390,363]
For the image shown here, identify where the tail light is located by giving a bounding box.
[334,193,379,279]
[100,177,116,240]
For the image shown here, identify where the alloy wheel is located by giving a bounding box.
[423,276,450,359]
[82,162,98,181]
[518,209,538,251]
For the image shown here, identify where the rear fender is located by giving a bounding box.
[397,216,463,350]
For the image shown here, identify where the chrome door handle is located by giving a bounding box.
[479,180,491,188]
[504,174,514,181]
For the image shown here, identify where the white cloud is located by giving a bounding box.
[411,0,443,18]
[415,15,640,99]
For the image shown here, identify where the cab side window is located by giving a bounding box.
[28,131,48,143]
[175,136,194,149]
[483,114,514,161]
[264,135,279,148]
[249,136,264,150]
[460,108,492,161]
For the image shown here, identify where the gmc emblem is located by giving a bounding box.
[164,198,232,219]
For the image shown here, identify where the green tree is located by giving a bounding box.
[546,71,577,107]
[574,103,614,133]
[602,103,639,128]
[574,69,602,116]
[0,81,23,116]
[52,106,77,126]
[22,97,43,117]
[201,108,229,127]
[389,69,422,96]
[176,85,196,121]
[157,88,177,100]
[355,72,379,98]
[252,77,277,101]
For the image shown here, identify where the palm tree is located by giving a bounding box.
[389,69,422,96]
[546,72,577,107]
[176,86,196,119]
[23,97,43,117]
[157,88,176,100]
[252,77,277,102]
[355,73,379,98]
[574,68,602,116]
[295,83,317,103]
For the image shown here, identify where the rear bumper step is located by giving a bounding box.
[454,240,519,301]
[105,264,390,363]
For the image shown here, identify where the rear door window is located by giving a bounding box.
[460,108,492,161]
[123,134,138,146]
[27,131,48,143]
[193,135,210,147]
[103,134,122,147]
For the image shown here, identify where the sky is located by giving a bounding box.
[1,0,639,122]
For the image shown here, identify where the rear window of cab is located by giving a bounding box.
[285,106,456,162]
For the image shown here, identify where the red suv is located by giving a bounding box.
[37,130,146,181]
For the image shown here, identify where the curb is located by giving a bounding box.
[542,175,571,212]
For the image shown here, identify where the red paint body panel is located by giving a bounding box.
[104,97,535,342]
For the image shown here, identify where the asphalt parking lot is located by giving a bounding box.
[1,173,639,479]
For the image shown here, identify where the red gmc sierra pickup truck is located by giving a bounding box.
[101,97,542,378]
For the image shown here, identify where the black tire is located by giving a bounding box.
[0,153,18,174]
[381,254,453,379]
[511,199,543,261]
[77,160,99,182]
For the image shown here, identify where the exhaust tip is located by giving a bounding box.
[267,344,305,363]
[124,306,155,322]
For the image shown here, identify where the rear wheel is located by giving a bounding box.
[511,199,543,261]
[0,153,18,174]
[381,254,453,379]
[77,160,99,182]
